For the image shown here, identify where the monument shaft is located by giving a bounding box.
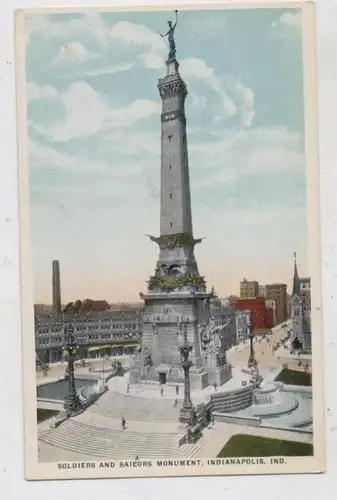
[130,51,232,390]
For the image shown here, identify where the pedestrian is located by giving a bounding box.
[121,417,126,430]
[160,385,164,396]
[176,384,179,396]
[173,397,178,407]
[127,382,130,394]
[213,380,217,391]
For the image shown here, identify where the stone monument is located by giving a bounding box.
[130,12,232,390]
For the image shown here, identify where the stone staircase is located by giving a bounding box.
[180,443,204,459]
[89,390,181,422]
[38,419,184,459]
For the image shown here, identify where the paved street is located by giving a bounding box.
[227,327,308,373]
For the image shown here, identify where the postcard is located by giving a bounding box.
[15,0,324,480]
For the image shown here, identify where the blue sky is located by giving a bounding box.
[25,7,307,303]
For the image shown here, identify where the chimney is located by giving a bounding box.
[52,260,61,314]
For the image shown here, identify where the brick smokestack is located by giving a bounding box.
[52,260,61,314]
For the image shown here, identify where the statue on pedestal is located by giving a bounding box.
[200,316,229,367]
[159,10,178,60]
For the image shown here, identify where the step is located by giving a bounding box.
[180,443,204,459]
[39,419,183,459]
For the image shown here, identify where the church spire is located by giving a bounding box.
[292,252,301,296]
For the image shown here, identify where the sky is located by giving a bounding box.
[24,7,308,304]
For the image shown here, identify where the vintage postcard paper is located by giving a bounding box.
[15,1,324,480]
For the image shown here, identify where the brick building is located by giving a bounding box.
[233,297,274,333]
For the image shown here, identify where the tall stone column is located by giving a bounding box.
[52,260,61,315]
[131,49,218,390]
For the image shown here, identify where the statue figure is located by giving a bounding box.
[200,315,230,367]
[159,10,178,60]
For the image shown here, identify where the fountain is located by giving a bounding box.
[253,382,284,406]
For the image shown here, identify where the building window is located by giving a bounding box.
[169,165,172,170]
[168,135,173,142]
[169,193,172,199]
[170,222,172,227]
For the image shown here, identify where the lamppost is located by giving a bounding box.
[63,323,82,416]
[247,312,257,368]
[178,324,194,423]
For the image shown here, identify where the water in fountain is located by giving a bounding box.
[252,382,282,406]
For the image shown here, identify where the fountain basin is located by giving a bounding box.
[37,378,97,402]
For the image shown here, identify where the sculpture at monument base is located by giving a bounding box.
[130,311,232,389]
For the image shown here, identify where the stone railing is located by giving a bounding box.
[274,381,312,395]
[210,385,253,414]
[213,412,261,427]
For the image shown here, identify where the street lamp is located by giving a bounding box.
[63,323,82,416]
[178,324,194,423]
[247,312,257,368]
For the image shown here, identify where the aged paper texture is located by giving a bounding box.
[15,0,324,480]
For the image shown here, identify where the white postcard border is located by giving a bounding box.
[14,0,325,481]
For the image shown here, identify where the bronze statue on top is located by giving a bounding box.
[159,10,178,60]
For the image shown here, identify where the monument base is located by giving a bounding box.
[189,368,209,390]
[179,406,194,423]
[130,358,232,390]
[203,363,232,387]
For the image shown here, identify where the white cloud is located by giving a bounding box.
[180,58,236,119]
[180,58,254,126]
[30,81,160,142]
[106,99,160,129]
[271,10,302,51]
[29,140,106,173]
[189,92,207,109]
[29,140,144,181]
[60,62,136,79]
[181,58,221,89]
[49,82,107,141]
[190,126,304,188]
[108,21,166,70]
[26,82,58,101]
[138,51,164,70]
[278,11,302,29]
[230,81,255,127]
[109,21,164,51]
[102,131,160,157]
[52,41,92,66]
[26,13,167,72]
[25,12,107,42]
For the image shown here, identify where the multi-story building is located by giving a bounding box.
[240,279,259,299]
[233,297,272,334]
[258,285,266,297]
[290,255,311,351]
[286,293,292,319]
[235,309,251,344]
[35,261,142,363]
[265,283,288,325]
[265,299,276,325]
[35,308,142,363]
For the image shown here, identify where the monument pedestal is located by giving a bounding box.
[180,406,194,423]
[189,367,208,390]
[215,363,232,386]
